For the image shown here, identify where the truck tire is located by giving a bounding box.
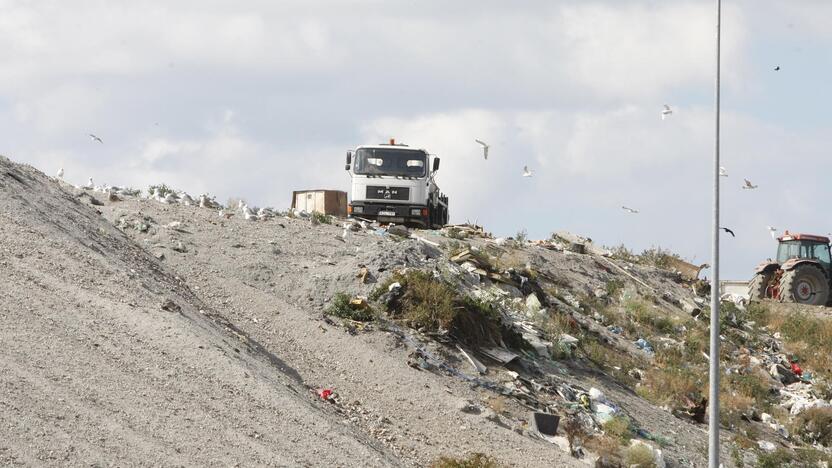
[748,272,773,301]
[779,265,830,306]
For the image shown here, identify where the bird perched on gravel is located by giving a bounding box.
[661,104,673,120]
[742,178,758,190]
[56,168,64,180]
[163,193,177,204]
[83,177,94,190]
[180,193,195,206]
[622,206,639,214]
[522,166,533,177]
[242,204,257,221]
[474,139,490,160]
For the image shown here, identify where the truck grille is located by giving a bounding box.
[366,186,409,201]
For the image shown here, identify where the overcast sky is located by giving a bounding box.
[2,0,831,278]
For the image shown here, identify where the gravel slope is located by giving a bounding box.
[0,156,398,467]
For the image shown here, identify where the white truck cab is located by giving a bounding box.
[345,139,448,228]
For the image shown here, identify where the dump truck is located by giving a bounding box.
[749,231,832,305]
[345,139,449,228]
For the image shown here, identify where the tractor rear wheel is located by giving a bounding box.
[748,271,773,301]
[779,265,830,306]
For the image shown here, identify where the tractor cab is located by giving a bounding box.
[776,232,832,275]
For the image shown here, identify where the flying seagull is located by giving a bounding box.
[767,226,778,239]
[661,104,673,120]
[56,168,64,179]
[474,139,489,160]
[522,166,533,177]
[719,166,728,177]
[622,206,639,214]
[742,178,758,190]
[774,66,780,71]
[720,227,735,237]
[88,133,103,143]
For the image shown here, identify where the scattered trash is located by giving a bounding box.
[480,347,519,365]
[757,440,777,453]
[387,225,410,238]
[456,345,487,375]
[317,388,339,403]
[160,299,181,313]
[634,338,654,353]
[530,412,560,438]
[607,325,623,335]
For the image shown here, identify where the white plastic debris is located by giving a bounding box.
[757,440,776,452]
[588,387,605,401]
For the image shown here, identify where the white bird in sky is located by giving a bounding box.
[88,133,103,144]
[622,206,639,214]
[719,166,728,177]
[767,226,778,239]
[661,104,673,120]
[474,139,490,160]
[56,168,64,179]
[522,165,533,177]
[742,178,758,190]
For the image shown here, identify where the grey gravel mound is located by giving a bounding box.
[0,156,399,467]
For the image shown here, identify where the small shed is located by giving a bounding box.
[291,190,347,218]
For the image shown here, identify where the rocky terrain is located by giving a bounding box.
[3,155,832,467]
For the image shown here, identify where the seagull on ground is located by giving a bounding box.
[661,104,673,120]
[522,166,533,177]
[56,168,64,179]
[742,178,758,190]
[83,177,94,190]
[474,139,490,160]
[242,204,257,221]
[720,227,736,237]
[622,206,639,214]
[180,193,194,206]
[163,193,177,204]
[719,166,728,177]
[88,134,103,144]
[767,226,778,239]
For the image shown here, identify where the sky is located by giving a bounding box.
[1,0,831,279]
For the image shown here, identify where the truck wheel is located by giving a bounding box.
[779,265,830,305]
[748,272,773,301]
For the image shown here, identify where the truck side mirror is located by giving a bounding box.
[345,151,352,171]
[432,157,440,172]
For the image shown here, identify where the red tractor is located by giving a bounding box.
[749,231,832,306]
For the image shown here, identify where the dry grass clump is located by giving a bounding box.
[373,270,503,346]
[625,299,675,335]
[325,292,375,322]
[430,453,501,468]
[623,443,656,467]
[792,407,832,446]
[602,415,633,444]
[765,309,832,381]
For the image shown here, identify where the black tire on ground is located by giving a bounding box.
[779,264,830,306]
[748,271,773,301]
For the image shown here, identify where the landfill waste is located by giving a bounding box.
[634,338,654,353]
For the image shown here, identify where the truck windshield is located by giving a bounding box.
[354,148,427,177]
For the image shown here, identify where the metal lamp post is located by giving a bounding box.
[709,0,722,467]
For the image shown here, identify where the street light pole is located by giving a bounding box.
[709,0,722,467]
